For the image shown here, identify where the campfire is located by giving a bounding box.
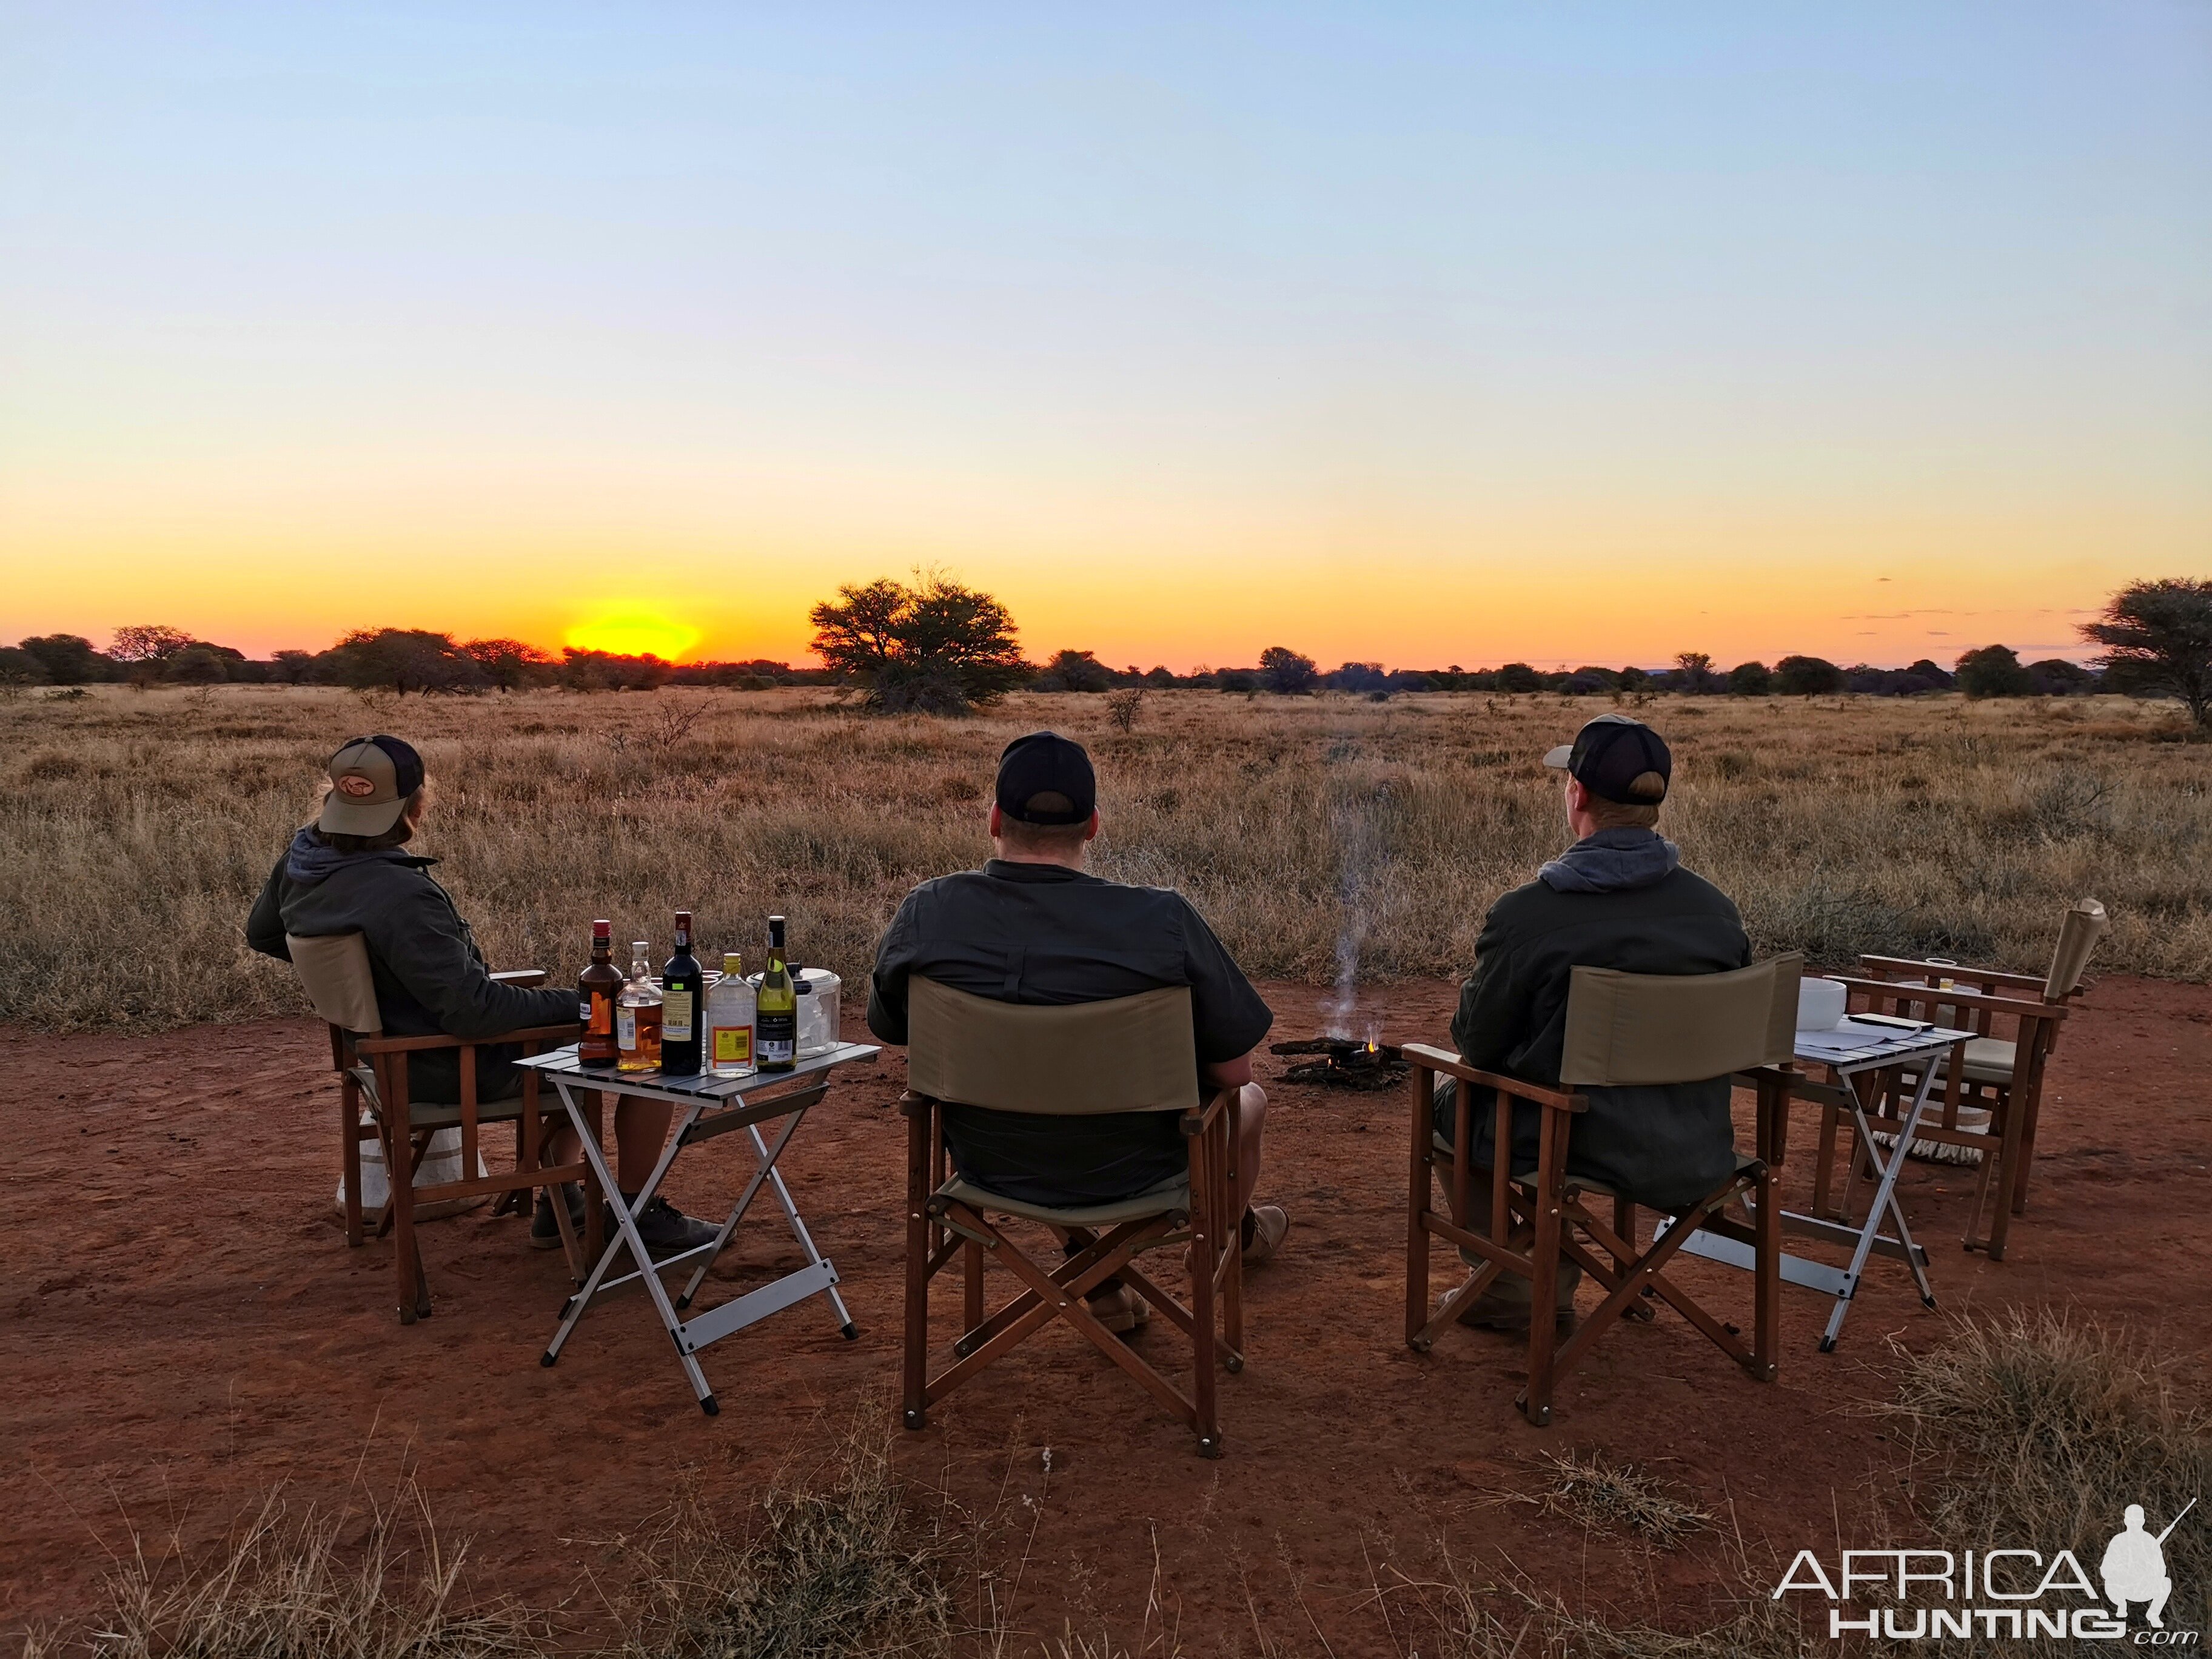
[1270,1035,1410,1091]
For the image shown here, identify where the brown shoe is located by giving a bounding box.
[1085,1284,1150,1336]
[1242,1204,1289,1265]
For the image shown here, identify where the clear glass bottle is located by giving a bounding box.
[705,951,756,1076]
[616,940,663,1073]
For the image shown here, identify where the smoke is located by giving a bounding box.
[1321,743,1381,1041]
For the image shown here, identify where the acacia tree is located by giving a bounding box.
[110,624,194,664]
[2083,578,2212,729]
[1675,651,1714,692]
[1258,646,1318,694]
[1955,643,2034,699]
[809,574,1028,715]
[320,628,488,694]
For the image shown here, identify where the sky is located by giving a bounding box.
[2,3,2208,671]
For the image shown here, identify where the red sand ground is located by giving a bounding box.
[5,977,2208,1652]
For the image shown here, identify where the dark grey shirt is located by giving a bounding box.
[868,860,1273,1204]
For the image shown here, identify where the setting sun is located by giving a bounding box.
[563,609,703,662]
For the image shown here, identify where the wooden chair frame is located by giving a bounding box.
[900,1084,1244,1456]
[1815,966,2070,1260]
[319,969,597,1322]
[1403,1045,1790,1426]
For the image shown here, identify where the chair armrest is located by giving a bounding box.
[491,968,548,987]
[1180,1085,1237,1138]
[1830,976,2067,1027]
[897,1090,933,1119]
[354,1021,582,1055]
[1400,1044,1586,1112]
[1857,954,2048,992]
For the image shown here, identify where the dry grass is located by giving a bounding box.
[3,684,2205,1031]
[1519,1450,1712,1549]
[24,1478,541,1659]
[1880,1307,2212,1644]
[615,1407,956,1659]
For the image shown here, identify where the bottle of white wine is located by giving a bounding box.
[757,915,797,1072]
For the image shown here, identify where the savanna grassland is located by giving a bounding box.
[4,683,2205,1032]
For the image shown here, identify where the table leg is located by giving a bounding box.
[749,1121,857,1338]
[1821,1061,1941,1352]
[543,1091,719,1413]
[677,1110,803,1309]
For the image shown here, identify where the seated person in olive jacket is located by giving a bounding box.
[246,735,715,1256]
[1435,714,1750,1330]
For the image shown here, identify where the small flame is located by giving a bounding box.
[1366,1041,1378,1054]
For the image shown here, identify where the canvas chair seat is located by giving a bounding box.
[937,1171,1190,1230]
[1408,954,1801,1426]
[347,1066,540,1133]
[1429,1134,1758,1204]
[289,930,587,1323]
[901,976,1245,1456]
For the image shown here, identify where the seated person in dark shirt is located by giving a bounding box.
[868,731,1289,1333]
[1435,714,1751,1332]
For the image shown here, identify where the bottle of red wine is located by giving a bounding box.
[577,920,623,1067]
[661,909,704,1075]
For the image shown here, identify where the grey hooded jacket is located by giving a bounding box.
[1436,830,1751,1208]
[247,828,577,1102]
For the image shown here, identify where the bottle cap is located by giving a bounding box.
[723,952,742,973]
[592,919,611,937]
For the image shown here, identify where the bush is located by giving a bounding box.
[1728,661,1772,696]
[1956,643,2036,699]
[1259,645,1318,694]
[1497,662,1544,693]
[1773,654,1844,696]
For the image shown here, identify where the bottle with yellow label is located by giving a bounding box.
[705,951,756,1076]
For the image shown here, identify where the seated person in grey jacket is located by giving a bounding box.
[1435,713,1749,1331]
[246,735,716,1256]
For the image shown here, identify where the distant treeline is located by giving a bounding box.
[0,626,833,694]
[0,625,2102,702]
[1028,644,2100,700]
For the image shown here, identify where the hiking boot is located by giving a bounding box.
[611,1194,722,1260]
[529,1183,586,1250]
[1241,1204,1290,1265]
[1086,1284,1151,1337]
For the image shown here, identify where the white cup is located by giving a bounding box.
[1797,976,1848,1031]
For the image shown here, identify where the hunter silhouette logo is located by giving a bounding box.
[2103,1499,2194,1630]
[1774,1495,2200,1641]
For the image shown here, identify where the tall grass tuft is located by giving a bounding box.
[1883,1307,2212,1642]
[617,1408,956,1659]
[59,1480,540,1659]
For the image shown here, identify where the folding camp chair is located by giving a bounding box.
[287,932,595,1323]
[1405,955,1801,1426]
[899,977,1244,1457]
[1826,897,2105,1259]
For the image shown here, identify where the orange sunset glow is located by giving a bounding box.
[3,9,2206,669]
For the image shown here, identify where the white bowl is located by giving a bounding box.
[1796,976,1848,1031]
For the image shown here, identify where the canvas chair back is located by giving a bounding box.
[287,931,383,1036]
[2043,899,2108,1000]
[906,976,1201,1116]
[1560,954,1803,1088]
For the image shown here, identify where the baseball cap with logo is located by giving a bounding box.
[318,735,425,836]
[994,731,1096,825]
[1542,714,1671,806]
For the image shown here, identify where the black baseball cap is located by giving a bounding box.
[319,735,426,834]
[994,731,1096,825]
[1542,714,1671,806]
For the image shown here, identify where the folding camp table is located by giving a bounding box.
[517,1041,880,1414]
[1663,1019,1969,1352]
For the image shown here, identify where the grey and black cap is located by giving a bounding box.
[1542,714,1671,805]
